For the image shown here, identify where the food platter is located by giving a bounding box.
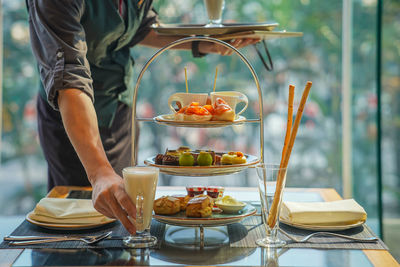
[151,22,279,36]
[279,218,365,231]
[144,153,259,176]
[154,114,248,128]
[26,212,116,230]
[153,204,256,226]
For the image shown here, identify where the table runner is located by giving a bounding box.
[0,219,165,249]
[1,216,388,250]
[229,216,388,250]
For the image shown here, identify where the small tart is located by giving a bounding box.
[221,151,247,165]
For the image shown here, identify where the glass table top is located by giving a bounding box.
[3,190,380,266]
[12,247,373,266]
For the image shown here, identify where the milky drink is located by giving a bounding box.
[204,0,224,23]
[123,167,158,233]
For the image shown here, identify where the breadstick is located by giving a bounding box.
[267,81,312,228]
[280,85,295,169]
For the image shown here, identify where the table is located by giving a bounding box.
[0,187,398,267]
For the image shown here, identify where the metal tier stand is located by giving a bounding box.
[130,36,265,247]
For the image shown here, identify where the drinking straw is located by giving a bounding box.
[213,67,218,92]
[184,67,189,93]
[267,81,313,228]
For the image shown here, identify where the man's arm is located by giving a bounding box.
[57,89,136,234]
[139,29,260,56]
[28,0,137,234]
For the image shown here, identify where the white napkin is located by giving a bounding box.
[280,199,367,226]
[30,198,114,225]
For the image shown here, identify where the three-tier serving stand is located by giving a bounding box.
[130,36,264,247]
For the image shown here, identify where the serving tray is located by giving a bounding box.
[151,22,278,36]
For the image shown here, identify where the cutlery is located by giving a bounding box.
[279,229,378,243]
[7,231,112,246]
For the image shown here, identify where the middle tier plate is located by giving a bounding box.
[144,153,259,176]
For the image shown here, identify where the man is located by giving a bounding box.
[27,0,260,234]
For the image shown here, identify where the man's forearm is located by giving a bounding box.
[57,89,114,182]
[139,29,191,49]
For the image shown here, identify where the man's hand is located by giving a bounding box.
[199,38,261,56]
[90,169,137,234]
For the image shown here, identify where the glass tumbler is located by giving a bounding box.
[203,0,225,27]
[123,166,159,248]
[256,163,287,248]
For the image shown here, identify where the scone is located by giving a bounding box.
[172,194,192,211]
[186,195,213,218]
[153,196,180,215]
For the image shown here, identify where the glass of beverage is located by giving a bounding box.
[203,0,225,27]
[256,163,287,248]
[123,166,159,248]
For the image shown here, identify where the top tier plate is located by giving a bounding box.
[151,22,279,36]
[154,114,250,128]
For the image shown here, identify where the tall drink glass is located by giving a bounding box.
[123,166,159,248]
[256,163,287,248]
[203,0,225,27]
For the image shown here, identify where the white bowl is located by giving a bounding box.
[216,201,246,214]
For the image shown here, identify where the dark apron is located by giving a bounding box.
[36,95,132,191]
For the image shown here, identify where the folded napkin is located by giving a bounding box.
[280,199,367,226]
[30,198,114,225]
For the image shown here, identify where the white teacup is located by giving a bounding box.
[168,93,209,113]
[210,91,248,115]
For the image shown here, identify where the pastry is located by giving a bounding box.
[186,195,213,218]
[175,102,212,121]
[177,146,191,153]
[162,155,179,165]
[155,154,164,165]
[165,149,181,157]
[212,98,236,122]
[221,151,247,165]
[172,194,192,211]
[153,196,181,215]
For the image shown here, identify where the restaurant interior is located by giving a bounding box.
[0,0,399,266]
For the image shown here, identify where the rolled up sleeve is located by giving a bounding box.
[28,0,94,110]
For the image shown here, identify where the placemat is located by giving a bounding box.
[0,219,165,249]
[229,216,388,250]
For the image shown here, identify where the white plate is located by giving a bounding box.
[154,114,248,128]
[144,153,259,176]
[151,22,278,36]
[279,218,365,231]
[26,212,116,230]
[153,204,256,226]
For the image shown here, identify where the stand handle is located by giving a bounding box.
[131,36,264,166]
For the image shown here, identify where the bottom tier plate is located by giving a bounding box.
[153,204,256,227]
